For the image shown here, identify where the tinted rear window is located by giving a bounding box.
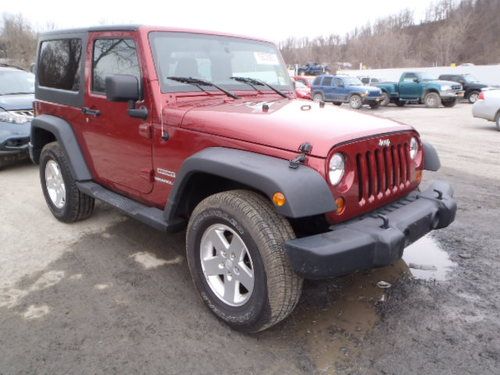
[322,77,333,86]
[38,39,82,91]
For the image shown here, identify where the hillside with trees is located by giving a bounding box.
[279,0,500,69]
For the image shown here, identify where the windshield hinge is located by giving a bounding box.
[289,142,313,169]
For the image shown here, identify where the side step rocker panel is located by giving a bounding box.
[76,182,184,232]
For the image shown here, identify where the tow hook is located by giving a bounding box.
[289,142,313,169]
[377,214,390,229]
[433,189,443,200]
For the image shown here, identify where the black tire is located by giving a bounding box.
[442,99,457,108]
[395,99,406,107]
[349,94,363,109]
[40,142,95,223]
[467,90,480,104]
[186,190,303,332]
[380,92,390,106]
[424,92,440,108]
[312,93,324,102]
[496,112,500,132]
[369,101,381,109]
[333,102,342,106]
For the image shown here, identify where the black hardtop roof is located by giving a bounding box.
[40,25,140,37]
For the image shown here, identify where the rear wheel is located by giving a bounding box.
[424,92,440,108]
[186,190,303,332]
[442,99,457,108]
[312,93,324,102]
[467,90,480,104]
[349,94,363,109]
[395,99,406,107]
[496,112,500,132]
[40,142,95,223]
[380,92,390,106]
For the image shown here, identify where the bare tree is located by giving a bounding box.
[0,13,37,69]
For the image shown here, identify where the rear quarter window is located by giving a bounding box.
[38,39,82,91]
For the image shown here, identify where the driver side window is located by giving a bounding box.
[92,38,141,93]
[402,73,417,83]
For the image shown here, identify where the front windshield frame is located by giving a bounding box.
[148,31,293,94]
[463,74,479,83]
[0,70,35,95]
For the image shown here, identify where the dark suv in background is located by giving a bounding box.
[438,74,488,104]
[0,66,34,169]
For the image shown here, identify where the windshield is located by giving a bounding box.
[0,70,35,95]
[149,32,293,94]
[418,73,437,81]
[343,77,363,86]
[463,74,480,83]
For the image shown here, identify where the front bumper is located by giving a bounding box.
[285,181,457,279]
[363,95,383,103]
[440,90,464,98]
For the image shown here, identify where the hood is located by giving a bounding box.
[348,85,381,93]
[180,99,413,157]
[0,94,34,111]
[427,79,461,87]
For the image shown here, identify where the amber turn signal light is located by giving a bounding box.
[272,192,286,207]
[416,169,423,183]
[335,197,346,215]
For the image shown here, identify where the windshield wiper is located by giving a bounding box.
[230,76,289,99]
[167,76,239,99]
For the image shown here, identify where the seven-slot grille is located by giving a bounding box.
[356,142,411,204]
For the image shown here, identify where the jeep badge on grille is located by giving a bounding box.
[378,139,391,147]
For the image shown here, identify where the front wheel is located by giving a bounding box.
[442,99,457,108]
[424,92,440,108]
[40,142,95,223]
[186,190,303,332]
[496,112,500,132]
[349,94,363,109]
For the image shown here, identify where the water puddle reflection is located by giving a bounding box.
[402,235,456,281]
[288,235,454,373]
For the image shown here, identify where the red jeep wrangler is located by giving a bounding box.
[30,26,456,332]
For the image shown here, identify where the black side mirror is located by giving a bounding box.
[413,78,420,83]
[105,74,142,102]
[105,74,148,119]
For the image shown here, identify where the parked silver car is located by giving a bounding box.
[472,89,500,131]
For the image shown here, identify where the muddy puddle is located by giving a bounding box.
[289,235,455,373]
[402,235,457,281]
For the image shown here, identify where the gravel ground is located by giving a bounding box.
[0,102,499,374]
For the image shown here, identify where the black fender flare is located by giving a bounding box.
[30,114,92,181]
[164,147,337,220]
[423,142,441,171]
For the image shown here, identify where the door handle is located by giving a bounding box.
[82,107,101,117]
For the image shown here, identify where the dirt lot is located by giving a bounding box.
[0,103,499,374]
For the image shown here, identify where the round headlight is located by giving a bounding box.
[329,153,345,185]
[409,137,419,159]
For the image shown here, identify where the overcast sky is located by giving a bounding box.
[3,0,435,42]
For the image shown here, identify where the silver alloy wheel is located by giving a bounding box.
[469,92,479,103]
[350,95,362,109]
[45,159,66,209]
[425,93,439,107]
[200,223,255,306]
[313,93,323,102]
